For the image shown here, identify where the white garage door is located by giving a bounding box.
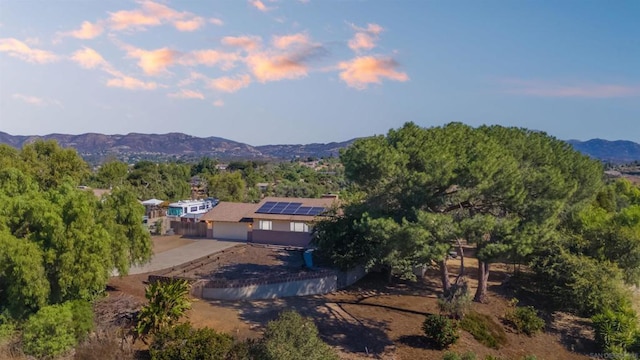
[213,222,248,241]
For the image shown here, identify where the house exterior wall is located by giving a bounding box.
[251,229,311,247]
[212,222,249,241]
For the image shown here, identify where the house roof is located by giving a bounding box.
[200,202,259,222]
[200,196,339,223]
[141,198,164,206]
[249,196,338,221]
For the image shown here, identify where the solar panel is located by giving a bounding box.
[308,207,326,216]
[282,202,302,214]
[256,201,277,213]
[294,206,312,215]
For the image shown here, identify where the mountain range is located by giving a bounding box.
[0,131,639,164]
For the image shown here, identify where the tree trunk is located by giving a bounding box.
[473,261,490,303]
[439,257,451,293]
[457,239,465,277]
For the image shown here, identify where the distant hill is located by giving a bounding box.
[1,131,638,164]
[255,139,356,159]
[0,131,356,163]
[567,139,640,163]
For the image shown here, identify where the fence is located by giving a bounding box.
[169,221,207,237]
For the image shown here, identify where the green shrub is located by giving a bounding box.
[150,323,234,360]
[592,307,638,353]
[262,310,338,360]
[442,352,477,360]
[69,300,95,342]
[0,315,16,342]
[504,300,545,336]
[460,311,507,349]
[22,303,77,358]
[521,356,537,360]
[135,279,191,341]
[226,338,265,360]
[438,282,472,320]
[422,314,459,349]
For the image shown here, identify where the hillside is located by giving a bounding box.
[1,131,639,164]
[567,139,640,163]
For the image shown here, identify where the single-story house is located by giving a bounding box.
[200,195,338,247]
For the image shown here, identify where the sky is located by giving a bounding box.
[0,0,638,145]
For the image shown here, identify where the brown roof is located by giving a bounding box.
[249,196,338,221]
[199,202,259,222]
[200,196,339,223]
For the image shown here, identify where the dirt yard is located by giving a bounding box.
[107,236,595,360]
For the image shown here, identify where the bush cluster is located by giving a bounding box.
[460,311,507,349]
[504,300,545,336]
[423,314,459,349]
[592,307,638,355]
[22,300,94,358]
[150,323,234,360]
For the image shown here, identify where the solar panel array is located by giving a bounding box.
[255,201,326,216]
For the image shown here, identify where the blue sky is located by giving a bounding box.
[1,0,638,145]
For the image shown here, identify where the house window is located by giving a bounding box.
[259,220,272,230]
[290,222,309,232]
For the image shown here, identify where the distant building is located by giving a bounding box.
[167,198,218,221]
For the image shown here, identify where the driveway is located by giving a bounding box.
[124,239,239,275]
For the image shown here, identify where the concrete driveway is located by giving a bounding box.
[124,239,239,275]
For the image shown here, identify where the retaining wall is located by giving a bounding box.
[191,266,366,301]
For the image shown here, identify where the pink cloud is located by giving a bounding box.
[108,1,204,32]
[503,79,640,98]
[246,53,307,82]
[12,93,62,108]
[124,46,177,75]
[168,89,205,99]
[178,50,239,70]
[348,23,384,52]
[69,21,104,39]
[272,33,310,49]
[338,56,409,89]
[70,47,108,69]
[209,74,251,93]
[174,17,205,32]
[221,36,261,52]
[106,75,158,90]
[249,0,273,12]
[177,71,207,87]
[0,38,58,63]
[209,18,224,26]
[213,99,224,107]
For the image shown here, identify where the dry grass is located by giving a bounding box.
[74,328,138,360]
[0,337,27,360]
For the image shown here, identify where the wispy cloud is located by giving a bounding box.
[168,89,205,99]
[221,36,261,52]
[209,74,251,92]
[177,71,207,87]
[108,1,205,32]
[246,53,307,82]
[12,93,62,107]
[63,21,104,40]
[502,79,640,98]
[338,56,408,89]
[209,18,224,26]
[70,47,109,69]
[0,38,58,63]
[249,0,274,12]
[123,45,178,75]
[213,99,224,107]
[272,32,311,49]
[107,75,159,90]
[348,23,384,52]
[178,50,239,70]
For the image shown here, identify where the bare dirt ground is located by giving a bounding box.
[161,244,308,281]
[108,237,595,360]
